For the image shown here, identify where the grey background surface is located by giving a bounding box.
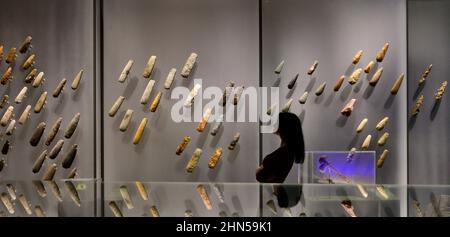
[102,0,259,182]
[261,0,408,186]
[0,0,95,180]
[0,0,448,217]
[408,0,450,185]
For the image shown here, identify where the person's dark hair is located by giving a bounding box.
[276,112,305,164]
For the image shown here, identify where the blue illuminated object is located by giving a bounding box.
[312,152,376,184]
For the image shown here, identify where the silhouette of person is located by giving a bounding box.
[256,112,305,208]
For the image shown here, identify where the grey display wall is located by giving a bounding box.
[408,0,450,185]
[262,0,408,186]
[0,0,95,180]
[0,0,448,217]
[102,0,259,182]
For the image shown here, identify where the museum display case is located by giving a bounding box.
[104,181,402,217]
[408,185,450,217]
[102,0,259,183]
[261,183,402,217]
[407,0,450,185]
[1,179,449,217]
[0,0,448,217]
[0,0,96,181]
[0,179,97,217]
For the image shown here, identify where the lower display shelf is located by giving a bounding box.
[102,182,421,217]
[0,179,97,217]
[0,180,448,217]
[408,185,450,217]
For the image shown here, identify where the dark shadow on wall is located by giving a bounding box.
[164,89,172,99]
[383,207,395,217]
[152,186,164,205]
[58,204,68,217]
[336,115,349,128]
[344,63,356,76]
[209,126,223,148]
[298,109,305,123]
[121,119,136,143]
[150,67,161,82]
[66,127,80,148]
[367,62,380,80]
[175,152,189,173]
[430,99,441,121]
[218,203,230,216]
[347,133,359,150]
[150,107,163,131]
[231,195,244,216]
[112,110,125,130]
[363,84,375,99]
[54,91,67,115]
[186,167,200,181]
[305,77,316,92]
[339,84,352,102]
[207,160,222,181]
[336,187,349,199]
[195,126,209,149]
[122,76,139,99]
[285,84,296,99]
[408,115,417,130]
[314,90,325,104]
[429,192,442,217]
[413,83,425,100]
[384,94,396,109]
[324,92,335,107]
[36,106,49,127]
[353,79,363,93]
[409,189,418,202]
[227,145,240,164]
[372,132,380,145]
[272,77,281,87]
[184,199,198,217]
[140,103,148,113]
[71,79,84,102]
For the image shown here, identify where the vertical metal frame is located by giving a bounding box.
[94,0,105,217]
[258,0,264,217]
[405,0,410,217]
